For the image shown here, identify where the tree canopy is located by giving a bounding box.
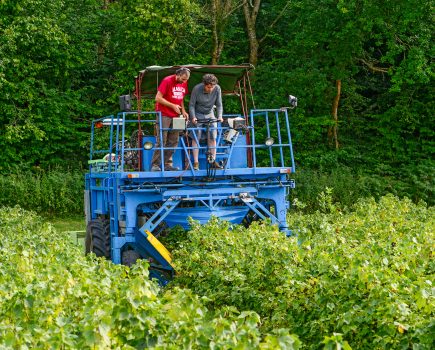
[0,0,433,200]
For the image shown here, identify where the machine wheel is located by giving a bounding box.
[85,218,111,258]
[122,249,141,267]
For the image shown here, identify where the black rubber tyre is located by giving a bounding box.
[85,218,111,258]
[122,250,141,267]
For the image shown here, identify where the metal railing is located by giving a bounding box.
[88,109,295,174]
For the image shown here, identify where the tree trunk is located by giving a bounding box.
[102,0,111,10]
[242,0,260,66]
[211,0,220,64]
[210,0,239,64]
[330,79,341,149]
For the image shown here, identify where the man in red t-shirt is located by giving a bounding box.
[151,67,190,171]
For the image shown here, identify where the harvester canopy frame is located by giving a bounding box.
[134,64,254,98]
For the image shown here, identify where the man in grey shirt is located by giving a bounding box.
[189,74,223,170]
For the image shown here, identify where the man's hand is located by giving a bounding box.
[172,104,182,115]
[217,117,223,122]
[191,116,198,124]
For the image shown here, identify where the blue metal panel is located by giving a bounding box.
[141,136,156,171]
[227,137,247,168]
[95,191,106,214]
[162,187,258,200]
[164,206,250,228]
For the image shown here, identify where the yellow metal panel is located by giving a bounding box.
[146,230,173,266]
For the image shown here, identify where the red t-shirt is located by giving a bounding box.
[155,75,188,118]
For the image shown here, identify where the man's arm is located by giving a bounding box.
[155,91,182,115]
[215,86,223,121]
[181,102,188,119]
[189,86,198,123]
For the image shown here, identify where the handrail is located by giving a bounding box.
[88,109,295,174]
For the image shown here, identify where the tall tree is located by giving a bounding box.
[242,0,260,66]
[106,0,206,98]
[0,0,104,169]
[0,0,207,170]
[242,0,291,66]
[252,0,433,163]
[209,0,242,64]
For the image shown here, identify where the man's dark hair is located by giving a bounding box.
[202,74,218,85]
[175,67,191,77]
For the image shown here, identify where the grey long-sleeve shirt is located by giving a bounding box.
[189,83,223,121]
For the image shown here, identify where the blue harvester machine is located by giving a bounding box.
[85,64,296,284]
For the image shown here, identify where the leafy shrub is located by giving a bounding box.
[0,168,84,215]
[292,166,366,211]
[171,195,434,349]
[292,160,434,212]
[0,206,300,349]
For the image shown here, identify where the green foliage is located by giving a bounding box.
[0,0,210,171]
[0,168,84,215]
[104,0,208,101]
[253,0,434,173]
[171,195,434,349]
[0,206,300,349]
[0,0,432,210]
[0,0,104,170]
[291,159,434,211]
